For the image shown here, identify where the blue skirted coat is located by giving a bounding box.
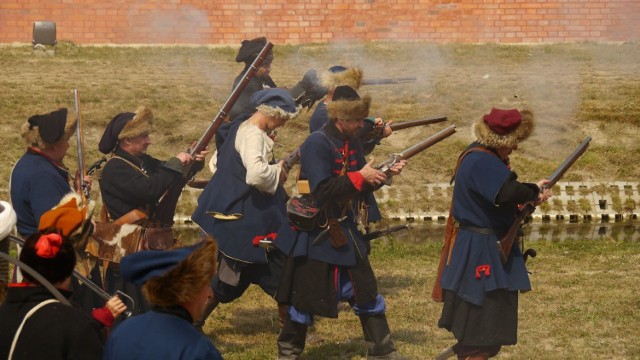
[10,149,71,237]
[192,120,295,264]
[440,151,531,306]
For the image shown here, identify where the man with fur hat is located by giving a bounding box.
[436,108,552,360]
[308,65,392,154]
[103,239,222,359]
[276,85,408,359]
[10,108,85,238]
[97,105,207,313]
[98,105,207,221]
[0,199,127,360]
[191,88,300,330]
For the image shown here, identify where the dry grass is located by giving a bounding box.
[199,238,640,359]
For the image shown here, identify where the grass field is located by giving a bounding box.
[1,41,639,359]
[201,237,640,359]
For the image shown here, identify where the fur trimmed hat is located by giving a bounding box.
[251,88,301,122]
[236,37,273,65]
[98,106,153,154]
[121,239,218,308]
[327,85,371,122]
[38,192,95,246]
[473,108,535,148]
[21,108,77,149]
[321,65,364,90]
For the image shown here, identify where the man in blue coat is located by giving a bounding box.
[276,85,407,359]
[192,88,300,329]
[437,108,552,359]
[11,108,78,238]
[104,239,223,360]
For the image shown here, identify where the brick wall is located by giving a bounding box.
[1,0,638,45]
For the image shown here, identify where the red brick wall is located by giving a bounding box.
[1,0,638,45]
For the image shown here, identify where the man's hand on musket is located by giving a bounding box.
[360,158,388,187]
[535,179,553,205]
[388,159,407,176]
[106,294,128,318]
[374,118,393,138]
[189,142,210,162]
[278,159,288,184]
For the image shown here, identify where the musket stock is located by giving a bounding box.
[363,224,409,241]
[153,42,274,226]
[497,136,591,263]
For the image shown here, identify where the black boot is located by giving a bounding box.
[359,313,408,360]
[194,296,219,331]
[277,318,308,359]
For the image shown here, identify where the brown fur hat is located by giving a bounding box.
[21,108,77,149]
[327,85,371,122]
[321,65,364,90]
[142,239,218,308]
[473,108,535,148]
[119,106,153,140]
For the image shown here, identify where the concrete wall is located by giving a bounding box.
[1,0,639,45]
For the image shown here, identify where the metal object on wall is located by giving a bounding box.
[32,21,56,52]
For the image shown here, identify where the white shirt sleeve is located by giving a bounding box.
[235,121,281,195]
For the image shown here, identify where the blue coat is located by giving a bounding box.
[292,123,378,266]
[10,150,71,237]
[440,151,531,306]
[192,120,295,263]
[104,307,222,360]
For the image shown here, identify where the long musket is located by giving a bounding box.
[73,89,89,199]
[362,77,417,85]
[6,234,133,316]
[363,224,409,241]
[285,117,450,172]
[153,42,274,226]
[362,115,448,144]
[312,127,456,246]
[497,136,591,263]
[375,124,457,174]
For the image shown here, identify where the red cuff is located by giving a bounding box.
[92,307,115,328]
[347,171,365,191]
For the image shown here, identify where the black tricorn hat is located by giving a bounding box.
[235,37,272,65]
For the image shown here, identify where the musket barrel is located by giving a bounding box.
[190,42,274,157]
[400,124,457,160]
[389,116,447,131]
[545,136,591,189]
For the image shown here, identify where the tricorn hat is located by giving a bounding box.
[327,85,371,122]
[21,108,77,149]
[120,239,218,308]
[251,88,301,122]
[98,106,153,154]
[321,65,364,90]
[473,108,535,148]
